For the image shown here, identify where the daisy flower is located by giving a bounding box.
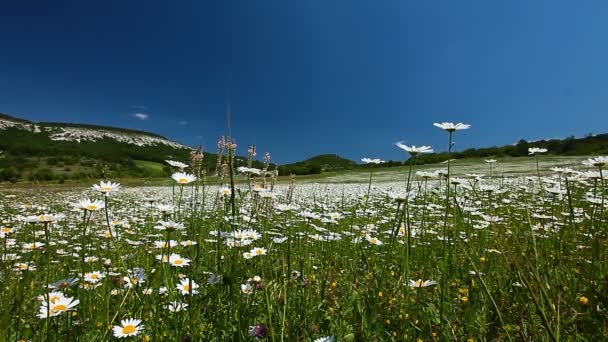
[395,142,434,155]
[241,283,254,295]
[156,204,174,215]
[171,172,197,184]
[528,147,548,155]
[74,198,105,212]
[156,221,185,232]
[167,301,189,312]
[84,271,105,283]
[165,160,189,169]
[583,156,608,167]
[250,247,267,256]
[168,254,191,267]
[433,122,471,131]
[365,235,383,246]
[408,279,438,288]
[176,278,199,295]
[38,296,79,319]
[91,181,121,195]
[112,318,144,338]
[361,158,386,164]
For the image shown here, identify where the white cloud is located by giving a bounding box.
[134,113,149,120]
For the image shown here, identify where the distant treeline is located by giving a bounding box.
[277,134,608,175]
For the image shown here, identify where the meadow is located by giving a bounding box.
[1,132,607,341]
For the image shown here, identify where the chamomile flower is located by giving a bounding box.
[241,283,254,295]
[92,181,121,195]
[433,122,471,131]
[168,254,191,267]
[583,156,608,167]
[38,296,79,319]
[408,279,438,288]
[74,199,105,212]
[365,235,383,246]
[394,142,434,155]
[155,221,185,232]
[176,278,199,295]
[361,158,386,164]
[83,271,105,283]
[167,301,189,312]
[165,160,189,169]
[171,172,197,184]
[250,247,267,256]
[528,147,548,155]
[112,318,144,338]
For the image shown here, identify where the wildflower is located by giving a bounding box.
[176,278,199,295]
[112,318,144,338]
[156,221,185,232]
[408,279,438,288]
[75,199,105,211]
[361,158,386,164]
[48,277,79,290]
[171,172,197,184]
[237,166,262,175]
[314,337,335,342]
[241,283,254,295]
[365,235,383,246]
[22,242,44,251]
[165,160,189,169]
[167,301,189,312]
[84,271,105,283]
[250,247,267,256]
[395,142,434,155]
[156,204,174,215]
[25,214,65,223]
[582,156,608,167]
[169,254,191,267]
[579,296,589,305]
[14,262,36,271]
[92,181,121,195]
[528,147,548,155]
[249,323,269,339]
[242,252,254,259]
[433,122,471,131]
[38,295,79,319]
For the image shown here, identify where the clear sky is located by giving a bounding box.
[1,1,608,163]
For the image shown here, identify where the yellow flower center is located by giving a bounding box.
[86,205,98,210]
[91,274,99,279]
[51,304,67,312]
[183,284,190,292]
[255,249,264,255]
[101,186,113,192]
[1,227,11,233]
[19,264,28,270]
[174,259,184,265]
[178,178,189,183]
[122,325,137,334]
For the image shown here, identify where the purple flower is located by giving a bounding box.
[249,323,269,339]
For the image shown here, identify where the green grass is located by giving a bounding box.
[133,159,166,176]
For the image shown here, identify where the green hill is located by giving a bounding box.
[408,134,608,166]
[0,113,201,182]
[278,154,357,175]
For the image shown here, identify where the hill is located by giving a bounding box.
[408,134,608,166]
[0,113,202,182]
[278,154,357,175]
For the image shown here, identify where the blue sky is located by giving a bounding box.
[1,1,608,163]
